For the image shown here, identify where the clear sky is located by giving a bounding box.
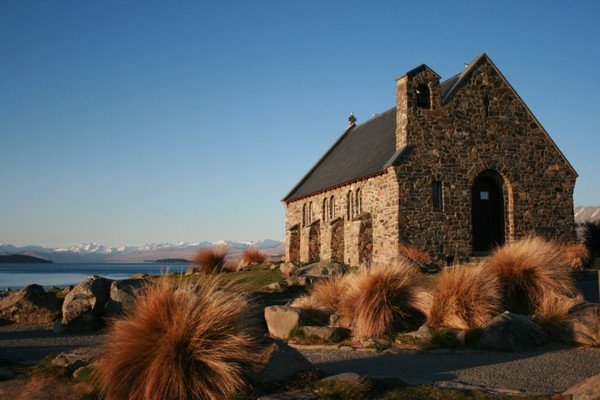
[1,1,598,248]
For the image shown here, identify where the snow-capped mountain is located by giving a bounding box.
[0,239,285,263]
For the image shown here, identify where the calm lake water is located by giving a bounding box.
[0,263,191,290]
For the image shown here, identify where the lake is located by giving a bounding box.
[0,263,192,290]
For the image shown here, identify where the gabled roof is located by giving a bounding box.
[283,108,397,202]
[283,54,577,203]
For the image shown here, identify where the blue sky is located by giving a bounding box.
[1,1,598,248]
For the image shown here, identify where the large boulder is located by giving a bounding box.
[296,261,345,279]
[250,339,314,383]
[0,284,60,324]
[568,302,600,346]
[51,347,101,371]
[479,311,547,351]
[103,278,146,316]
[264,305,304,339]
[60,275,112,332]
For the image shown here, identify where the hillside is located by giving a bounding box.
[0,254,52,263]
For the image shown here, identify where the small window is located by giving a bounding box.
[432,181,443,211]
[416,83,431,109]
[480,191,489,200]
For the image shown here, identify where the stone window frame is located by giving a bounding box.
[322,197,329,222]
[355,188,362,215]
[347,190,353,219]
[329,195,335,220]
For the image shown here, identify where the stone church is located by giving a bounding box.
[282,54,577,266]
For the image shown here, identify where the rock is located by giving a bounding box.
[320,372,362,383]
[264,306,304,339]
[184,266,200,276]
[0,284,60,324]
[279,261,298,278]
[103,278,146,316]
[563,373,600,400]
[60,275,112,332]
[51,348,100,371]
[60,285,74,296]
[129,273,150,279]
[405,324,434,341]
[303,326,349,342]
[263,282,284,293]
[296,261,345,279]
[479,311,547,351]
[568,302,600,346]
[250,339,314,383]
[285,276,307,287]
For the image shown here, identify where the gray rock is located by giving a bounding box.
[60,275,113,332]
[264,305,304,339]
[103,278,146,316]
[263,282,284,293]
[279,261,298,278]
[297,261,345,279]
[51,347,100,371]
[285,276,307,287]
[479,311,547,351]
[303,326,349,342]
[0,284,60,324]
[250,339,314,383]
[406,324,434,341]
[568,302,600,346]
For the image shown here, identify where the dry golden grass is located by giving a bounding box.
[561,242,591,271]
[533,293,583,339]
[308,274,348,314]
[427,264,502,329]
[399,244,431,263]
[193,245,230,273]
[350,261,429,337]
[95,277,263,400]
[486,235,578,315]
[242,247,268,265]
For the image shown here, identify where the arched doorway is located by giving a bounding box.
[472,171,505,253]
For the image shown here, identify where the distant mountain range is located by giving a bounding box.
[0,239,285,263]
[575,206,600,224]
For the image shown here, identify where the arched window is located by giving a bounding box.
[302,203,307,227]
[308,202,313,224]
[347,191,353,219]
[355,188,362,215]
[416,83,431,109]
[329,196,335,220]
[322,198,328,222]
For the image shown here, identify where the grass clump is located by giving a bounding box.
[241,247,269,265]
[561,242,591,271]
[95,276,263,400]
[192,245,230,273]
[399,244,431,263]
[485,235,578,315]
[348,261,430,337]
[428,264,502,330]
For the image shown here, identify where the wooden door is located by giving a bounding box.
[472,175,504,253]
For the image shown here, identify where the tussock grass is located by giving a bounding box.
[533,293,583,340]
[241,247,268,265]
[350,261,430,337]
[561,242,591,271]
[428,264,502,329]
[95,277,263,400]
[486,235,578,315]
[193,245,230,273]
[399,244,431,263]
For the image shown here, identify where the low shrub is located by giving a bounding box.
[427,264,502,329]
[192,245,230,273]
[399,244,431,263]
[241,247,268,265]
[351,261,430,337]
[486,235,578,315]
[561,242,591,271]
[533,293,583,340]
[95,277,263,400]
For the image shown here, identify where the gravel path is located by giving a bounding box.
[296,346,600,394]
[2,324,599,395]
[0,324,105,365]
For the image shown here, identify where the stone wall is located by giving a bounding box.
[393,57,576,263]
[284,169,400,266]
